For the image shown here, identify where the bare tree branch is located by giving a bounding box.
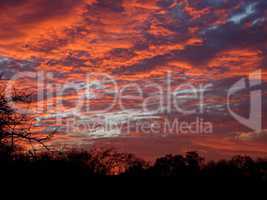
[0,80,54,151]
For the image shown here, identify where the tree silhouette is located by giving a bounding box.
[1,145,267,181]
[0,78,53,152]
[147,152,204,177]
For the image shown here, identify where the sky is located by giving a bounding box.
[0,0,267,160]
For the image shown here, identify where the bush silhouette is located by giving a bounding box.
[1,144,267,182]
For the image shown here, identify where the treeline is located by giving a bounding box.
[1,145,267,182]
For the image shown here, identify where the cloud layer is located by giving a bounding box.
[0,0,266,158]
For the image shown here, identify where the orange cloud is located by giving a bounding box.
[208,49,263,78]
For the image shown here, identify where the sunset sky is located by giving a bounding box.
[0,0,266,160]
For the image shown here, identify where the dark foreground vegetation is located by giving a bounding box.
[1,81,267,183]
[1,145,267,183]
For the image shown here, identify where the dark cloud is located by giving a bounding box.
[0,0,25,8]
[0,56,40,79]
[173,0,267,66]
[0,0,83,39]
[187,0,241,10]
[112,53,171,75]
[90,0,124,12]
[157,0,175,8]
[47,50,91,67]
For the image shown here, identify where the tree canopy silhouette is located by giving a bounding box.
[0,77,53,152]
